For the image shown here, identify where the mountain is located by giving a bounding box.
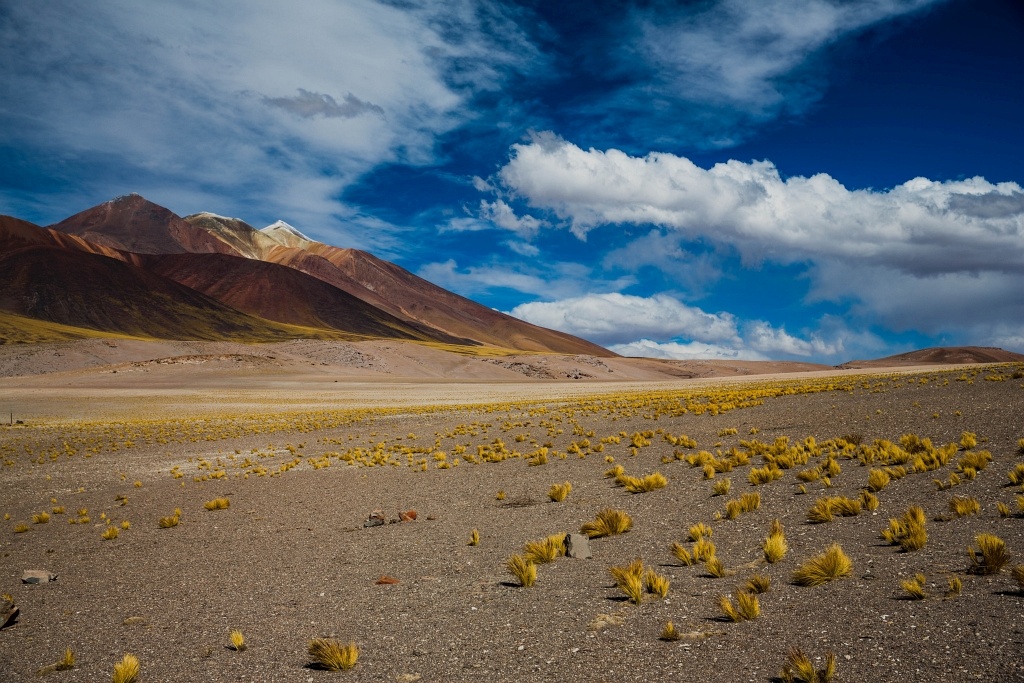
[838,346,1024,369]
[181,212,613,355]
[49,193,236,255]
[3,196,614,354]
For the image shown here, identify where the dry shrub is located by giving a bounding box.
[581,508,632,538]
[548,481,572,502]
[506,555,537,587]
[967,533,1010,575]
[949,496,981,517]
[308,638,359,671]
[112,654,140,683]
[792,544,852,586]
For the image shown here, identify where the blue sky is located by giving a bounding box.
[2,0,1023,361]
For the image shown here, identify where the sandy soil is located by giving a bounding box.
[1,354,1023,682]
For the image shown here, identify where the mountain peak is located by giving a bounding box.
[261,220,314,247]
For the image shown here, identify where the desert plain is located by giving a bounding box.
[1,341,1023,682]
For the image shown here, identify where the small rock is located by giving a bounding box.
[364,510,386,528]
[21,570,57,584]
[564,533,592,559]
[399,509,417,522]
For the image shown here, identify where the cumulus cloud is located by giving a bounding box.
[609,339,768,361]
[499,134,1024,272]
[495,133,1024,338]
[507,293,741,347]
[507,291,902,361]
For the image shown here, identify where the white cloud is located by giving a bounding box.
[609,339,768,361]
[0,0,535,239]
[500,134,1024,271]
[508,293,741,347]
[508,292,898,361]
[636,0,939,112]
[743,321,839,357]
[497,134,1024,337]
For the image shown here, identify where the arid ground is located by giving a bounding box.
[1,343,1023,682]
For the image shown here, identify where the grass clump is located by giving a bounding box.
[548,481,572,502]
[688,522,713,541]
[719,591,759,621]
[13,523,29,533]
[949,495,981,517]
[32,512,50,524]
[780,648,836,683]
[523,535,565,564]
[725,492,761,520]
[748,465,784,486]
[671,541,694,566]
[712,478,732,496]
[807,496,861,524]
[866,468,891,492]
[881,506,927,552]
[644,568,671,598]
[158,514,180,528]
[946,576,963,597]
[967,533,1010,575]
[581,508,632,538]
[101,526,119,540]
[745,573,771,594]
[900,573,927,600]
[692,537,716,562]
[659,621,681,641]
[610,559,645,605]
[112,653,140,683]
[706,556,729,578]
[1007,463,1024,486]
[506,555,537,587]
[229,630,246,651]
[308,638,359,671]
[764,525,789,564]
[622,472,668,493]
[204,497,230,511]
[792,544,852,587]
[468,528,480,546]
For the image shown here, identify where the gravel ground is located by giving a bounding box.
[1,364,1023,682]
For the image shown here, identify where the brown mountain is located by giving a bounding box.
[181,212,614,355]
[838,346,1024,369]
[7,197,615,354]
[0,244,339,342]
[136,252,457,343]
[49,193,237,255]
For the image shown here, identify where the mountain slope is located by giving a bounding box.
[137,252,454,342]
[838,346,1024,368]
[0,246,345,342]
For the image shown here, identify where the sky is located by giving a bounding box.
[2,0,1023,362]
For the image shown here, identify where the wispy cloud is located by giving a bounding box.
[0,0,535,239]
[417,259,634,300]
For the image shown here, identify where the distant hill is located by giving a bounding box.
[838,346,1024,368]
[0,195,613,354]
